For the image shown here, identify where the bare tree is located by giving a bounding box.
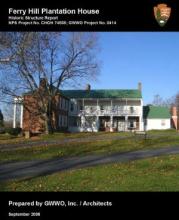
[0,32,100,133]
[0,33,17,62]
[164,96,175,108]
[152,94,164,106]
[152,94,175,107]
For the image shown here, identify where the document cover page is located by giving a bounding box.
[0,0,178,219]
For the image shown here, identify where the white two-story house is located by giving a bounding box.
[62,83,143,132]
[13,82,172,133]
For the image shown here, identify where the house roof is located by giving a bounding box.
[143,106,171,119]
[23,87,69,99]
[61,89,142,99]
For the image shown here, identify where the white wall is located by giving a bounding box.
[146,119,171,130]
[68,98,143,132]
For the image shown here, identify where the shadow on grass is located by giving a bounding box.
[2,145,179,185]
[0,154,114,184]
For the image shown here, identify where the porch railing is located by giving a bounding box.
[79,108,140,116]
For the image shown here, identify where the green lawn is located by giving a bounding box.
[40,131,132,140]
[0,130,179,163]
[1,130,179,191]
[1,154,179,191]
[0,131,132,144]
[0,129,176,143]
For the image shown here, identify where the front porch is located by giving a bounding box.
[76,98,142,117]
[99,116,140,132]
[73,115,142,132]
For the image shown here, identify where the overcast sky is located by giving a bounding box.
[91,32,179,105]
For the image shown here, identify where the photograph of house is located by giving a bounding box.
[13,82,174,134]
[1,1,179,217]
[62,83,143,132]
[1,32,179,194]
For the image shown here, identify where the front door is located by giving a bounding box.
[118,121,125,131]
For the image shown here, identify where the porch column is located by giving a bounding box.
[96,116,99,131]
[125,116,128,131]
[81,115,85,131]
[13,101,17,128]
[97,99,99,114]
[20,104,23,129]
[110,116,113,132]
[139,116,143,131]
[140,99,143,131]
[82,99,84,110]
[126,99,128,114]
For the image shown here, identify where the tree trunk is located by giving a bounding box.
[44,99,54,134]
[44,113,53,134]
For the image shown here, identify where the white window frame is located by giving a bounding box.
[161,119,166,126]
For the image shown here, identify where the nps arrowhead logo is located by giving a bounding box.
[154,4,171,27]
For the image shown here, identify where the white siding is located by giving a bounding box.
[67,98,143,132]
[146,119,171,130]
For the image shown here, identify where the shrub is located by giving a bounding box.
[5,127,22,136]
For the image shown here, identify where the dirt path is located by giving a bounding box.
[1,145,179,182]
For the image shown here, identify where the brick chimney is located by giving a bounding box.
[171,106,177,116]
[86,84,91,91]
[138,82,142,92]
[171,106,178,130]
